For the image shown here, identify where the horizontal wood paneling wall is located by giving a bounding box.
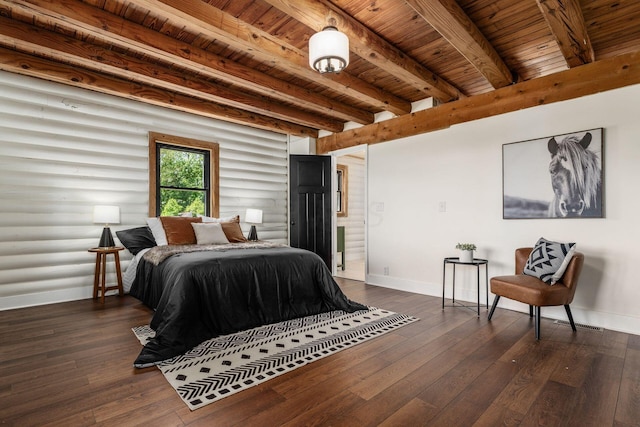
[336,155,365,262]
[0,71,288,310]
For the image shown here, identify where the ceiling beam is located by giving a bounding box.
[317,51,640,152]
[0,16,345,132]
[2,0,373,125]
[536,0,595,67]
[261,0,462,102]
[130,0,412,115]
[404,0,515,89]
[0,47,318,137]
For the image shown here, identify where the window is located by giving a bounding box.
[148,132,219,217]
[336,164,348,217]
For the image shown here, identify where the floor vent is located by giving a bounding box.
[554,319,603,331]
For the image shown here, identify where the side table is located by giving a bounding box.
[88,246,124,303]
[442,257,489,316]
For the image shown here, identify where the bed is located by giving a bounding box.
[119,218,365,368]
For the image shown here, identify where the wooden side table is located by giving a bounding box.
[88,246,124,303]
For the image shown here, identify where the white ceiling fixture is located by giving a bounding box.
[309,26,349,73]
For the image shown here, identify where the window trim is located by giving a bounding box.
[336,164,348,217]
[148,132,219,217]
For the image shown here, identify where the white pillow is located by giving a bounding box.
[191,222,230,245]
[146,217,168,246]
[200,214,238,223]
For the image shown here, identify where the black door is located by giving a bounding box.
[289,155,332,268]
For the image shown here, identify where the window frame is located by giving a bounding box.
[148,132,219,217]
[336,164,348,218]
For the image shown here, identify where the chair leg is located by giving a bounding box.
[564,305,577,332]
[534,306,541,340]
[488,295,500,320]
[529,305,534,318]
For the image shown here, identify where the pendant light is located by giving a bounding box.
[309,26,349,73]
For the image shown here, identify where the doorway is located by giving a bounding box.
[333,147,366,282]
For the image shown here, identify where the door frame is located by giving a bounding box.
[330,144,368,278]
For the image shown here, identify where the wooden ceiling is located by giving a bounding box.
[1,0,639,150]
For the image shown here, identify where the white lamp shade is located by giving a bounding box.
[245,208,263,224]
[309,26,349,73]
[93,205,120,225]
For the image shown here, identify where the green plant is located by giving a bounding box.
[456,243,477,251]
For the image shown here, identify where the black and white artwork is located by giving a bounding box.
[502,128,604,219]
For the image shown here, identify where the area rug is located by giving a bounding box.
[133,307,418,410]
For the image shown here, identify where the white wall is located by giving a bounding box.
[0,71,288,310]
[367,83,640,335]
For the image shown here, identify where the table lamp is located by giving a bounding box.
[245,208,263,241]
[93,205,120,247]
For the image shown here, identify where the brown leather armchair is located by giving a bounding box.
[488,247,584,340]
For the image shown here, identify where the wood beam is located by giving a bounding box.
[0,16,344,132]
[129,0,412,115]
[0,48,318,137]
[262,0,462,102]
[537,0,595,67]
[405,0,515,88]
[317,51,640,152]
[1,0,373,125]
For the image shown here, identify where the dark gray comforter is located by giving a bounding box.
[129,245,365,367]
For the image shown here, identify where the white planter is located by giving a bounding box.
[459,250,474,263]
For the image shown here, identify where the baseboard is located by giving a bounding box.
[0,287,95,311]
[365,274,640,336]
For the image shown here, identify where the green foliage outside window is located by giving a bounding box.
[159,148,207,216]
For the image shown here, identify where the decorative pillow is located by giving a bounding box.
[146,217,168,246]
[191,222,229,245]
[221,221,248,243]
[523,237,576,285]
[159,216,202,245]
[115,226,156,255]
[200,214,240,223]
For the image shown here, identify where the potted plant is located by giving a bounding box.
[456,243,476,263]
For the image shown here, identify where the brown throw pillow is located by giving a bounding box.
[159,216,202,245]
[221,221,247,242]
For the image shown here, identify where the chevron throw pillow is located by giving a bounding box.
[523,237,576,285]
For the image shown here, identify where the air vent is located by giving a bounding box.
[554,319,603,331]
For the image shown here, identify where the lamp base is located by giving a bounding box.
[247,225,259,241]
[98,226,115,247]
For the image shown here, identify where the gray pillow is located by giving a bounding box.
[523,237,576,285]
[115,226,157,255]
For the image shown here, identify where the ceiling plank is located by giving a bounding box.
[536,0,595,67]
[261,0,462,102]
[0,47,318,137]
[404,0,515,88]
[317,50,640,152]
[0,16,345,132]
[129,0,412,115]
[2,0,373,125]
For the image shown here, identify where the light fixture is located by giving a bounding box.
[309,26,349,73]
[93,205,120,248]
[245,208,263,241]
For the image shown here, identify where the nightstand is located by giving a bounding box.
[88,246,124,303]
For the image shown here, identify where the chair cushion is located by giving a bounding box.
[491,274,572,306]
[523,237,576,284]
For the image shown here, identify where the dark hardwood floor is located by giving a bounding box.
[1,278,639,426]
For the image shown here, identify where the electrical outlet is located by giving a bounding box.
[438,201,447,212]
[383,266,389,275]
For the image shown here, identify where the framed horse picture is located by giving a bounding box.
[502,128,604,219]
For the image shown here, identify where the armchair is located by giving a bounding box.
[488,247,584,340]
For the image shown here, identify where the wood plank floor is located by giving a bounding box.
[1,279,639,426]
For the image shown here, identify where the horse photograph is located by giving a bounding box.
[502,128,603,219]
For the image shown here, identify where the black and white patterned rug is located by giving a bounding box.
[133,307,418,410]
